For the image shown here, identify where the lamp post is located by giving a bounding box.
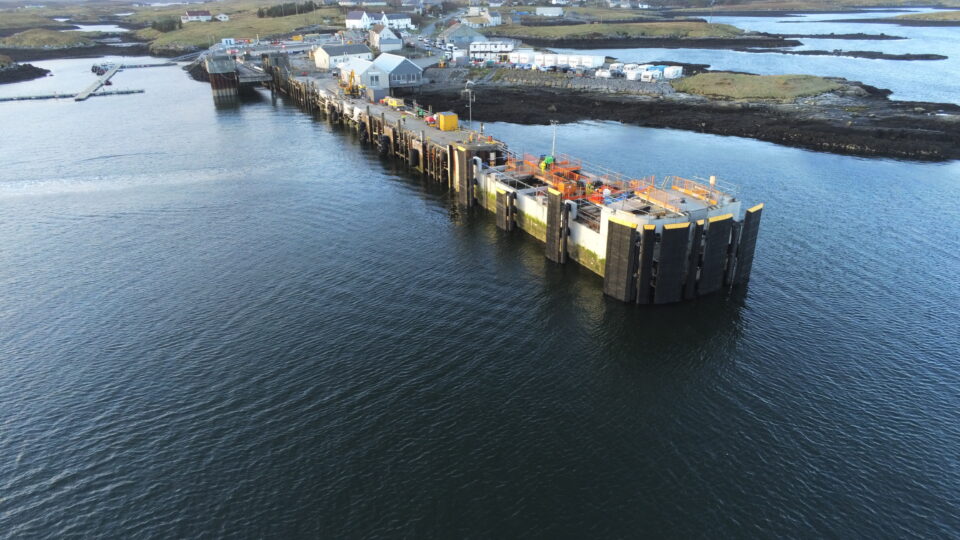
[550,119,558,157]
[464,80,476,129]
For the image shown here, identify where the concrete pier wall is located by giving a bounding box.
[254,62,763,305]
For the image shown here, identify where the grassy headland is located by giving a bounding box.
[0,28,95,48]
[671,73,842,100]
[894,10,960,20]
[136,9,342,53]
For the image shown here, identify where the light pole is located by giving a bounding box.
[550,119,558,157]
[463,80,476,130]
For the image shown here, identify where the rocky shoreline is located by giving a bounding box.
[0,43,150,62]
[484,35,803,50]
[0,62,50,84]
[734,48,948,60]
[824,17,960,26]
[775,32,906,40]
[413,75,960,162]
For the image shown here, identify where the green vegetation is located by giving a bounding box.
[140,9,341,51]
[671,73,841,100]
[484,21,744,40]
[563,6,666,20]
[894,10,960,20]
[150,17,183,33]
[0,53,13,67]
[0,28,95,49]
[0,11,72,30]
[495,5,664,22]
[257,1,320,18]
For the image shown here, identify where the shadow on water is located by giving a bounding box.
[268,95,746,381]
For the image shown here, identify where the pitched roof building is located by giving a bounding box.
[314,43,373,69]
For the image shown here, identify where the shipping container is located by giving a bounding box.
[436,111,458,131]
[663,66,683,79]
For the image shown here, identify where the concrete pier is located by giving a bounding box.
[75,64,120,101]
[247,56,764,305]
[205,55,240,106]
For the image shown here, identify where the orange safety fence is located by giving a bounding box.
[667,176,720,205]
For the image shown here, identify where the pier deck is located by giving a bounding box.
[307,76,490,148]
[75,64,120,101]
[256,59,764,305]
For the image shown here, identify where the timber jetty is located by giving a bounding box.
[193,52,764,305]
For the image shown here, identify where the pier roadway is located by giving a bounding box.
[75,64,120,101]
[305,75,492,149]
[261,61,764,305]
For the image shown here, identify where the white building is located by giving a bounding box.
[469,40,514,61]
[535,7,564,16]
[369,24,402,52]
[345,10,372,29]
[338,58,388,90]
[181,10,212,22]
[463,7,501,28]
[314,43,373,69]
[345,10,414,30]
[215,13,229,22]
[380,12,414,30]
[550,0,569,4]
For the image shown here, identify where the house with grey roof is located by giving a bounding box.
[380,12,414,29]
[338,58,388,90]
[314,43,373,70]
[372,53,423,89]
[369,24,402,53]
[345,10,372,29]
[439,23,488,48]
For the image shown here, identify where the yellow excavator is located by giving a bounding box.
[339,69,363,97]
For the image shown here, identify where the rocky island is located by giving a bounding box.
[414,67,960,162]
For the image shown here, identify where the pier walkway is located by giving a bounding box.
[259,59,764,304]
[75,64,120,101]
[0,61,175,104]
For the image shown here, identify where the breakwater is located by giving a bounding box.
[232,55,765,305]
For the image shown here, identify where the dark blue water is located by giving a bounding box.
[1,55,959,537]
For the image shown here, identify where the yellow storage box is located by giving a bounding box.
[436,112,458,132]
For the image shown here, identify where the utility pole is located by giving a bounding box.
[464,80,476,129]
[550,119,558,157]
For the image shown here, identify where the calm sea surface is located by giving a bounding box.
[1,39,959,537]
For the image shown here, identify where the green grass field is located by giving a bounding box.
[894,10,960,20]
[1,0,344,52]
[484,21,744,40]
[0,28,95,48]
[142,9,342,51]
[0,11,73,30]
[671,73,841,100]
